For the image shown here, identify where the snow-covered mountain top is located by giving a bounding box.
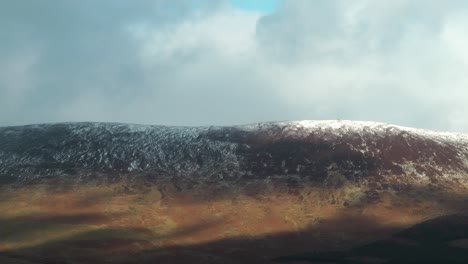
[3,120,467,139]
[238,120,468,144]
[0,120,467,184]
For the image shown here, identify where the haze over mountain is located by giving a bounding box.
[1,120,468,263]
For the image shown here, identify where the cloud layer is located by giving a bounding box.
[1,0,468,132]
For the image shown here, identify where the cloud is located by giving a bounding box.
[1,0,468,132]
[255,0,468,131]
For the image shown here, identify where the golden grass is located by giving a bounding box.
[0,179,465,263]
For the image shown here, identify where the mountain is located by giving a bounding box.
[1,120,467,184]
[0,120,468,263]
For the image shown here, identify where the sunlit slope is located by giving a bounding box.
[1,179,468,263]
[1,121,468,263]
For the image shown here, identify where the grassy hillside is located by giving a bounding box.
[1,178,467,263]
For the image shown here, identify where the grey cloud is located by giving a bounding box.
[254,0,468,131]
[256,0,465,62]
[1,0,468,132]
[1,1,152,124]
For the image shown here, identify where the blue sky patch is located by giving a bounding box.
[229,0,281,13]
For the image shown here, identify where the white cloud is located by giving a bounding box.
[253,0,468,131]
[133,9,259,61]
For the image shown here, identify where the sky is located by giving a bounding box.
[1,0,468,132]
[229,0,281,13]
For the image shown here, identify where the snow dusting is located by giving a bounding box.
[0,120,467,184]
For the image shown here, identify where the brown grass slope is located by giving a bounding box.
[0,177,468,264]
[0,121,467,263]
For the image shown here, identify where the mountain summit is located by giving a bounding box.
[1,120,467,185]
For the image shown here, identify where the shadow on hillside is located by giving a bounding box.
[276,214,468,264]
[2,213,468,264]
[1,183,468,264]
[0,211,395,264]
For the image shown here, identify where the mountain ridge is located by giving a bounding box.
[1,120,467,186]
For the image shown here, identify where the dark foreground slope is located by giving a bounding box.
[277,214,468,263]
[0,120,468,263]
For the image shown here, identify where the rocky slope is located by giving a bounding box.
[1,120,467,185]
